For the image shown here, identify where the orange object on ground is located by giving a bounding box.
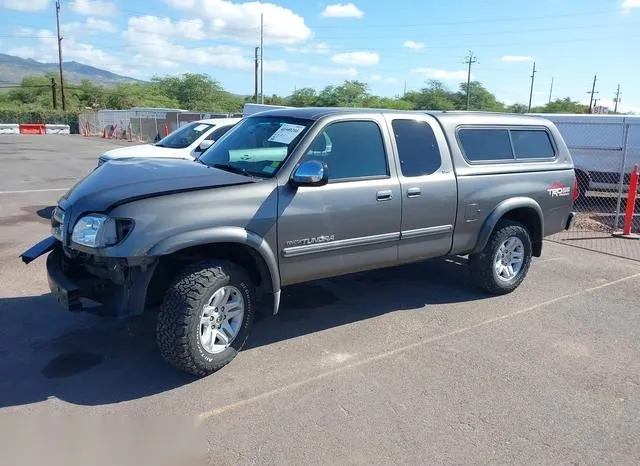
[19,123,46,134]
[623,164,639,236]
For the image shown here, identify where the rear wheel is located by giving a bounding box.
[157,260,255,377]
[469,220,533,295]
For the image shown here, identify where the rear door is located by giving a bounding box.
[385,114,458,262]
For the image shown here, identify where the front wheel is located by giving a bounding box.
[157,260,255,377]
[469,220,533,295]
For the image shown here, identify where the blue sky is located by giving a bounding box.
[1,0,639,112]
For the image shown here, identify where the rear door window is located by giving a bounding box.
[458,128,514,161]
[391,119,442,177]
[511,130,555,159]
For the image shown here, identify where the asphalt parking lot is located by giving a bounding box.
[1,135,639,465]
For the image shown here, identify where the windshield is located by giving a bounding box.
[199,116,313,178]
[156,122,213,149]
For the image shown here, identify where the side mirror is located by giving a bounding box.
[197,140,214,152]
[291,160,328,187]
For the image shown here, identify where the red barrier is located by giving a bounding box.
[164,124,169,137]
[623,164,639,236]
[19,123,46,134]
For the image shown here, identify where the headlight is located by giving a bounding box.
[71,214,133,248]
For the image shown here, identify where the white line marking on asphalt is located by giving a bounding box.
[196,271,640,424]
[0,188,69,195]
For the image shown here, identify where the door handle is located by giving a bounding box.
[407,187,422,198]
[376,190,393,201]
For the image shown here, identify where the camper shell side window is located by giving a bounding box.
[456,125,557,164]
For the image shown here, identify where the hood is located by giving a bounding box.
[101,144,195,160]
[58,158,254,214]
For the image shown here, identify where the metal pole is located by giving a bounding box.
[548,77,554,104]
[51,77,57,109]
[614,84,621,114]
[55,0,66,111]
[528,62,537,113]
[465,52,473,110]
[613,121,631,232]
[260,13,264,104]
[588,74,598,114]
[254,46,260,103]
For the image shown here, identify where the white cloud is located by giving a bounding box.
[622,0,640,13]
[2,0,50,11]
[122,16,288,73]
[7,28,126,74]
[126,16,207,41]
[403,40,425,50]
[332,51,379,66]
[166,0,311,44]
[285,42,331,55]
[371,74,398,83]
[298,64,358,78]
[321,3,364,18]
[501,55,533,62]
[412,68,469,80]
[264,60,288,72]
[70,0,117,16]
[64,18,117,34]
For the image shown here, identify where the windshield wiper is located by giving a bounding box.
[213,163,264,178]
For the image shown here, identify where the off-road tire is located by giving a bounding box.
[469,220,533,295]
[157,260,255,377]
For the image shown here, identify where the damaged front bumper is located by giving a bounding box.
[20,236,157,319]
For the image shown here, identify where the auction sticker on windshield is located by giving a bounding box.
[267,124,306,144]
[194,124,209,132]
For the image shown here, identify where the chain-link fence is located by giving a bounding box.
[548,115,640,261]
[78,108,240,142]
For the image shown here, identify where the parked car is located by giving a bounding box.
[21,108,576,376]
[97,118,241,166]
[528,113,640,200]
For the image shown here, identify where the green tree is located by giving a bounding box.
[455,81,505,111]
[317,80,369,107]
[507,103,528,113]
[288,87,317,107]
[404,80,457,110]
[532,97,587,114]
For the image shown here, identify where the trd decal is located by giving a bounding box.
[547,182,571,197]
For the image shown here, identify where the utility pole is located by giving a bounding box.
[259,12,264,104]
[403,80,407,96]
[614,84,621,114]
[464,51,478,110]
[587,74,598,114]
[254,47,260,103]
[51,77,57,109]
[55,0,66,111]
[548,77,554,104]
[527,61,537,112]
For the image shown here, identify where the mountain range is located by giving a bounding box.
[0,53,142,86]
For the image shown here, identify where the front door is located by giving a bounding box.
[277,118,402,286]
[384,114,458,262]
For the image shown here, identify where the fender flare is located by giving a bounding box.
[147,226,281,295]
[471,197,544,256]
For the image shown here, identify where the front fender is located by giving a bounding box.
[472,197,544,256]
[147,226,280,293]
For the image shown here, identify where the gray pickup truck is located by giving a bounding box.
[21,108,577,376]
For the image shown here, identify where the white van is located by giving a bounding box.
[531,113,640,199]
[98,118,241,166]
